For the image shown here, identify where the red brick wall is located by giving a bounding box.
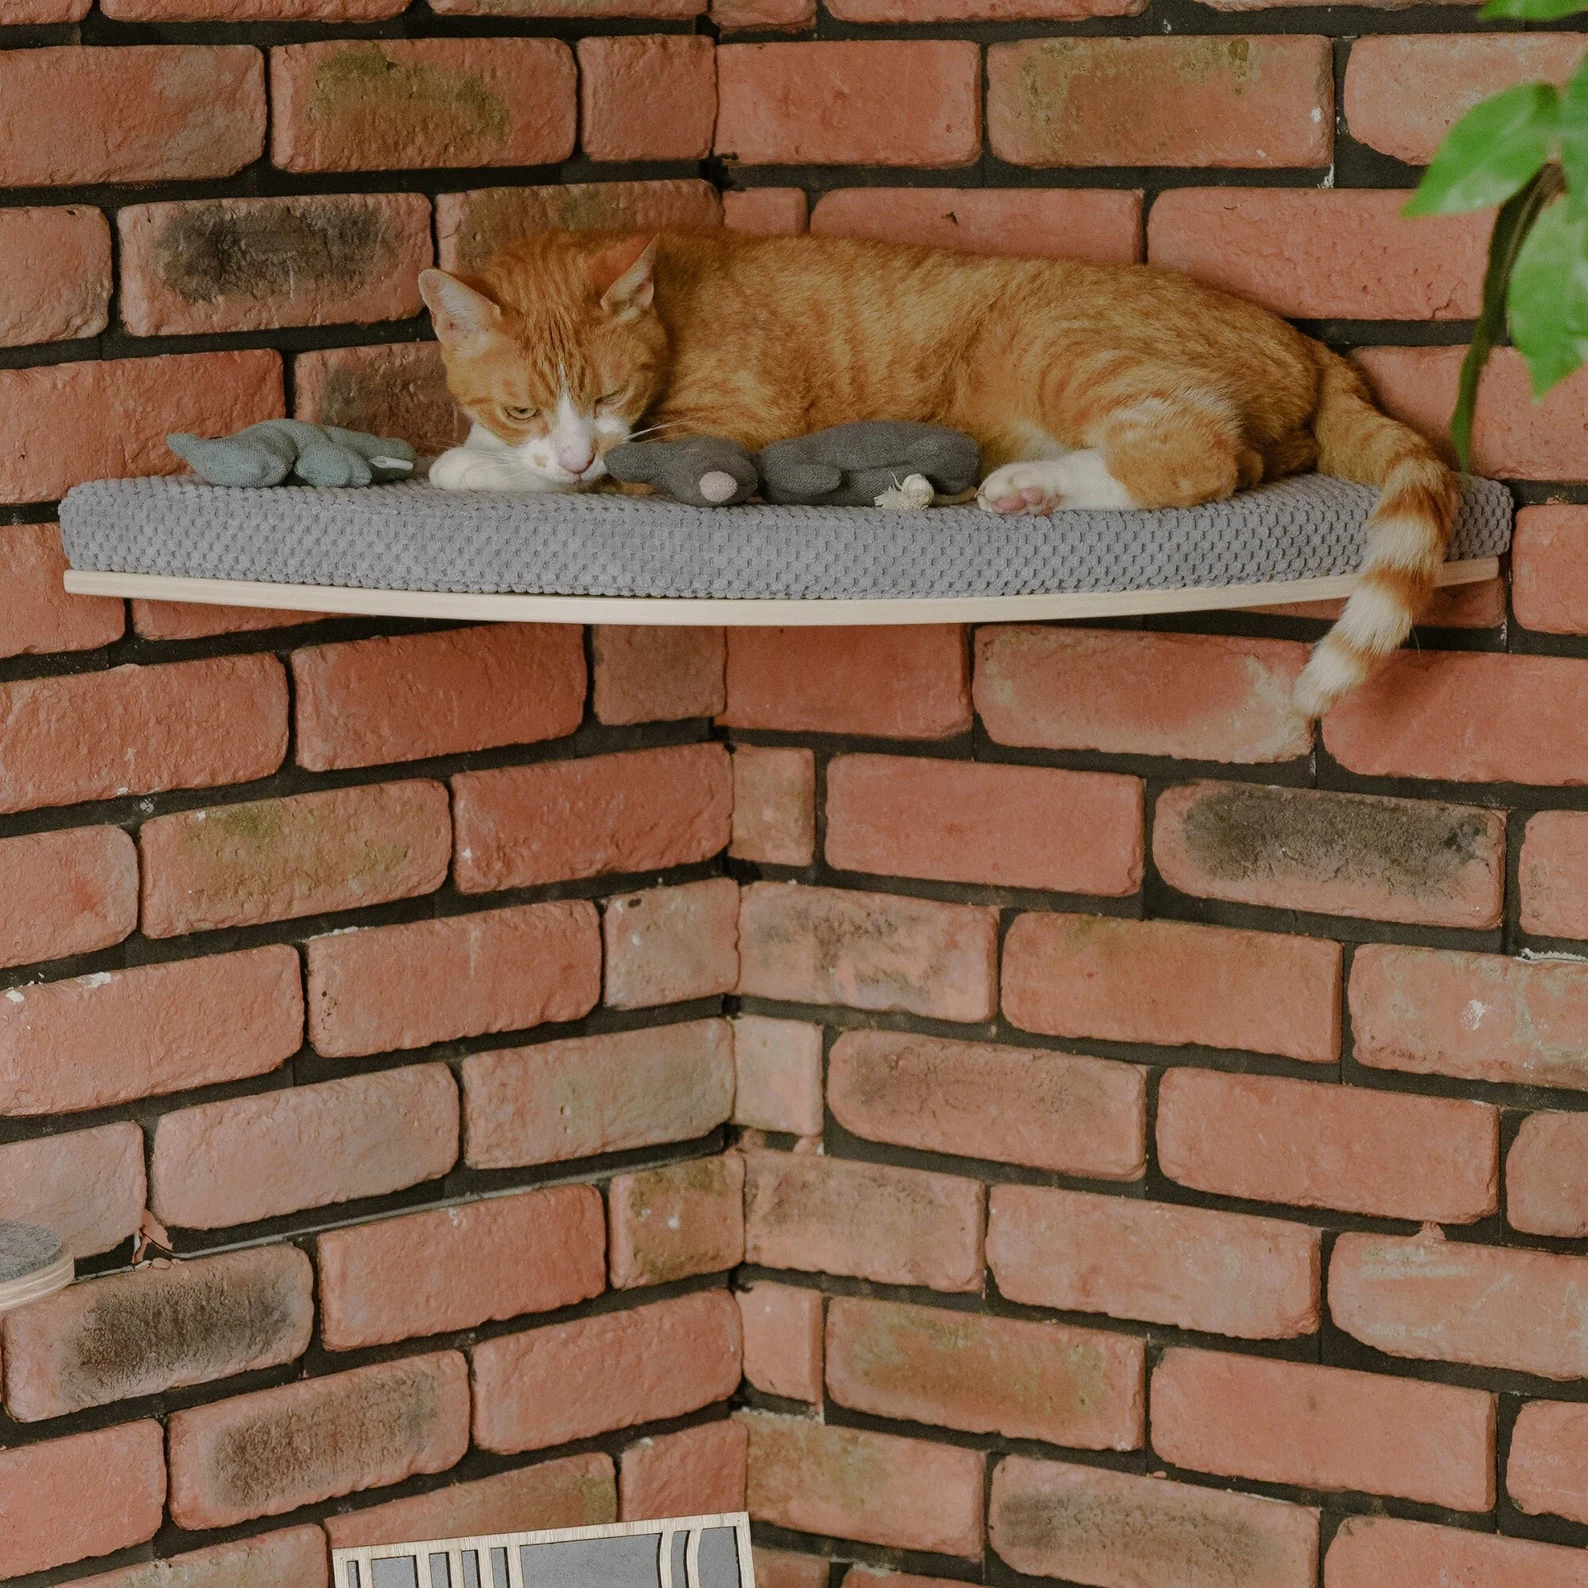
[7,3,1588,1587]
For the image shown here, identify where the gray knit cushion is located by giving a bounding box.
[59,472,1511,601]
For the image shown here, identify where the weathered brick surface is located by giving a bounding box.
[307,901,600,1058]
[0,1122,145,1259]
[744,1149,984,1292]
[131,601,321,642]
[988,1185,1320,1339]
[140,780,450,937]
[168,1352,470,1528]
[1151,1349,1494,1510]
[829,1029,1145,1179]
[1153,781,1505,928]
[464,1019,735,1169]
[1331,1231,1588,1379]
[106,0,404,19]
[0,825,137,969]
[295,341,468,456]
[579,36,717,162]
[1157,1069,1498,1224]
[620,1421,748,1520]
[828,1297,1144,1450]
[593,626,726,725]
[738,1282,823,1401]
[292,623,584,772]
[742,1411,984,1558]
[71,1528,329,1588]
[0,524,124,658]
[609,1154,745,1288]
[988,37,1333,168]
[118,194,431,336]
[3,1246,314,1421]
[731,746,816,867]
[0,945,301,1116]
[151,1064,458,1230]
[1325,1516,1588,1588]
[732,1015,823,1136]
[723,188,809,232]
[1514,506,1588,635]
[454,744,731,892]
[473,1291,742,1453]
[318,1185,606,1350]
[826,754,1142,895]
[1003,912,1340,1063]
[0,208,111,346]
[1523,811,1588,939]
[1507,1112,1588,1237]
[738,883,998,1021]
[432,0,703,18]
[1508,1400,1588,1524]
[754,1551,829,1588]
[270,40,577,172]
[603,878,740,1009]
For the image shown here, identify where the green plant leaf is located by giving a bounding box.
[1405,83,1558,216]
[1482,0,1588,21]
[1509,198,1588,394]
[1560,53,1588,217]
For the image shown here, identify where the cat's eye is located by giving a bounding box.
[596,391,624,408]
[502,405,536,422]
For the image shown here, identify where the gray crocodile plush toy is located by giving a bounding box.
[607,421,980,509]
[168,420,418,488]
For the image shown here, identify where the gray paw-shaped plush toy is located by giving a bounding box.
[757,421,980,507]
[168,420,417,488]
[605,436,760,506]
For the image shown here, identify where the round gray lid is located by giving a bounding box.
[0,1221,64,1283]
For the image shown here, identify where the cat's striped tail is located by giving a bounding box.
[1293,346,1462,720]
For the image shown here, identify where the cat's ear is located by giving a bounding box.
[419,269,503,353]
[598,236,659,321]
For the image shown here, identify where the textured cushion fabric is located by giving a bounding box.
[59,472,1512,602]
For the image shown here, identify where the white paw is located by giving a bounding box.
[428,447,564,492]
[977,452,1135,515]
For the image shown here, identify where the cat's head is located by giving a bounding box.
[418,232,669,488]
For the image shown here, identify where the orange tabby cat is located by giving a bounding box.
[418,228,1459,717]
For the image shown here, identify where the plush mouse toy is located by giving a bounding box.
[603,436,760,507]
[168,420,418,488]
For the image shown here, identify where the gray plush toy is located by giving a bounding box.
[604,435,760,507]
[168,420,418,488]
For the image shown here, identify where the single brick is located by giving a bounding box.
[609,1154,745,1289]
[0,1122,145,1259]
[0,945,301,1117]
[270,40,576,173]
[716,43,980,167]
[168,1352,469,1529]
[738,882,998,1021]
[620,1422,747,1521]
[324,1453,615,1548]
[1515,506,1588,635]
[593,626,726,725]
[1345,34,1586,166]
[118,194,431,337]
[737,1282,822,1401]
[295,342,468,457]
[3,1246,314,1421]
[989,37,1331,169]
[1324,651,1588,784]
[106,0,404,20]
[744,1150,983,1293]
[834,0,1139,19]
[603,878,740,1010]
[437,180,721,274]
[730,747,815,867]
[1358,345,1588,481]
[1,350,282,505]
[829,1296,1143,1451]
[811,187,1141,261]
[0,826,137,970]
[292,624,584,773]
[722,189,809,232]
[989,1454,1317,1588]
[741,1411,983,1558]
[723,626,969,738]
[0,46,263,186]
[579,37,717,162]
[1508,1401,1588,1525]
[453,744,732,892]
[307,901,600,1058]
[1003,912,1340,1063]
[0,524,124,658]
[70,1527,329,1588]
[0,1421,165,1578]
[464,1019,735,1170]
[1351,944,1588,1091]
[141,781,450,938]
[976,626,1311,762]
[827,753,1142,896]
[1156,1069,1498,1224]
[1508,1112,1588,1237]
[151,1065,458,1231]
[732,1016,823,1137]
[755,1551,828,1588]
[473,1291,741,1454]
[988,1185,1319,1339]
[0,0,86,19]
[1153,781,1505,928]
[1331,1230,1588,1380]
[0,208,111,346]
[1149,190,1484,320]
[1151,1349,1494,1511]
[432,0,702,18]
[318,1185,606,1351]
[829,1028,1145,1179]
[132,602,322,642]
[1325,1516,1588,1588]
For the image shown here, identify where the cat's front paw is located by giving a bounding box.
[978,455,1135,514]
[429,447,557,492]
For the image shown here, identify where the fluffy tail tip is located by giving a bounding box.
[1292,639,1369,723]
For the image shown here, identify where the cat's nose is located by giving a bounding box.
[556,440,595,476]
